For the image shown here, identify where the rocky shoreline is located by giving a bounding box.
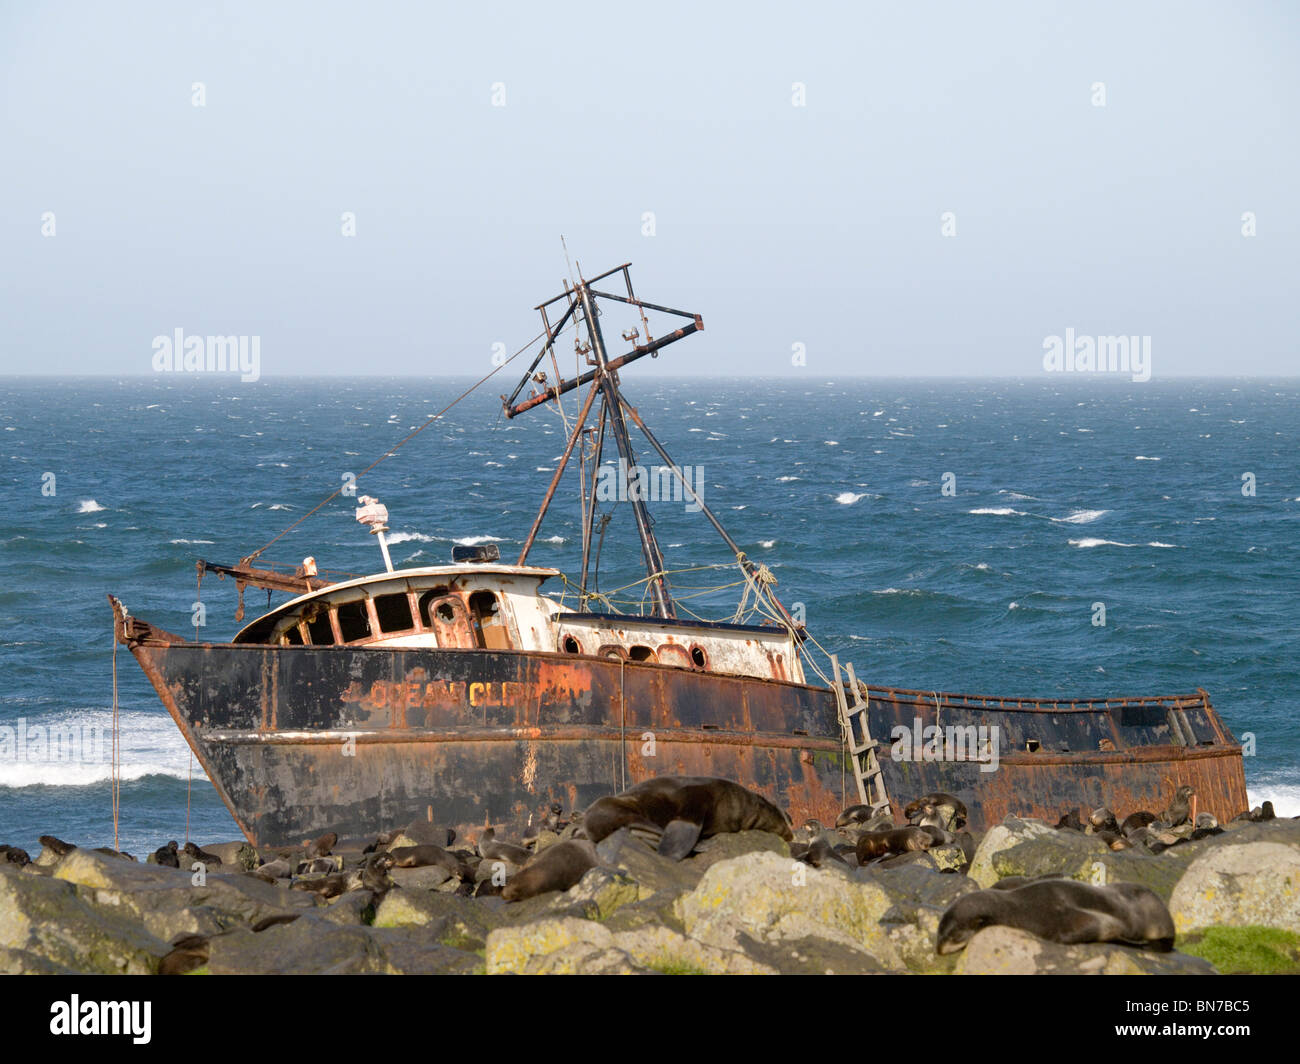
[3,804,1299,975]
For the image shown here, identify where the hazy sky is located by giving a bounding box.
[2,2,1297,377]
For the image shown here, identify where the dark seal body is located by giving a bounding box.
[936,879,1175,955]
[584,776,792,860]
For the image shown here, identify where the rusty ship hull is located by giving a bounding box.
[126,632,1248,846]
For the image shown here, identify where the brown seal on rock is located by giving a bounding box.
[1,846,31,867]
[1055,808,1084,832]
[855,826,933,864]
[1121,810,1157,835]
[904,793,967,830]
[835,805,873,828]
[1160,785,1195,828]
[937,879,1175,954]
[583,776,792,861]
[182,842,223,867]
[303,831,338,859]
[38,835,76,858]
[390,844,472,880]
[477,828,532,867]
[500,839,598,902]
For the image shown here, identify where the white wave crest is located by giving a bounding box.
[386,531,436,544]
[1053,509,1110,525]
[1069,538,1178,549]
[77,500,106,513]
[969,507,1025,516]
[835,492,865,505]
[454,535,502,546]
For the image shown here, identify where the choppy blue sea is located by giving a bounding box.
[2,376,1297,855]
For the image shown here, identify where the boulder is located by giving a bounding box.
[565,867,640,921]
[1170,839,1300,934]
[0,866,168,974]
[52,848,317,941]
[953,925,1215,975]
[373,887,503,951]
[968,817,1086,887]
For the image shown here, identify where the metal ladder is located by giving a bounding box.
[830,655,892,817]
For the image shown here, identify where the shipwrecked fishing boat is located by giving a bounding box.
[110,264,1248,846]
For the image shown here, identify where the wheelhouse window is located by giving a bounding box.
[418,587,452,627]
[374,593,415,634]
[336,599,372,643]
[304,606,334,645]
[468,590,510,650]
[282,624,305,646]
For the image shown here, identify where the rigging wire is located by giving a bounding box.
[246,329,547,562]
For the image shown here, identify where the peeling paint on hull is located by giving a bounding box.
[127,642,1249,847]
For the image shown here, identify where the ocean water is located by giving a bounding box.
[2,376,1297,855]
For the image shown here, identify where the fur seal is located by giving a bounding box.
[1160,785,1195,827]
[835,805,874,828]
[38,835,76,858]
[1,846,31,867]
[303,831,338,859]
[160,934,211,976]
[1121,811,1157,835]
[855,826,933,864]
[390,844,473,880]
[1055,809,1084,832]
[182,842,223,867]
[904,793,967,830]
[802,836,852,869]
[248,856,293,881]
[937,879,1175,954]
[152,841,180,868]
[477,828,533,867]
[584,776,792,861]
[500,839,598,902]
[1086,808,1118,835]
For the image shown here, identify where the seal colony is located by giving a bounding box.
[2,774,1296,975]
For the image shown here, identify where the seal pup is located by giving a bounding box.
[936,880,1175,955]
[160,934,211,976]
[303,831,338,859]
[477,828,533,867]
[248,856,292,882]
[1055,809,1084,832]
[500,839,598,902]
[1160,785,1195,828]
[359,852,396,894]
[152,841,180,868]
[182,842,223,867]
[803,836,852,869]
[390,844,473,881]
[1121,811,1157,835]
[835,805,873,829]
[1085,808,1118,835]
[38,835,76,858]
[1,846,31,867]
[855,826,933,864]
[584,776,792,861]
[904,793,967,831]
[297,856,342,875]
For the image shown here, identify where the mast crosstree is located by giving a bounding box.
[504,263,799,635]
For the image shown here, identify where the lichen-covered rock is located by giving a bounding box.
[677,851,902,967]
[967,817,1064,887]
[200,841,260,871]
[1170,840,1300,934]
[524,943,649,974]
[596,828,702,899]
[52,849,316,941]
[373,887,503,950]
[953,925,1215,975]
[565,867,640,921]
[390,864,452,891]
[485,915,774,974]
[0,866,168,974]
